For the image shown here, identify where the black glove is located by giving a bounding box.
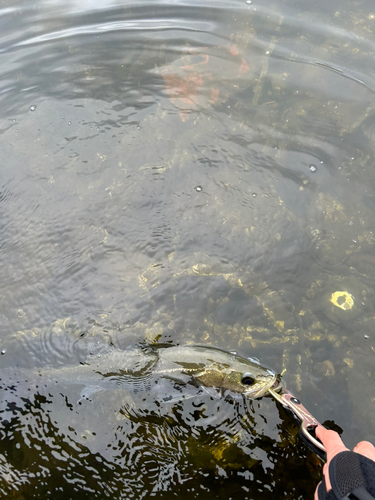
[317,451,375,500]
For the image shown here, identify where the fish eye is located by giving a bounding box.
[241,374,255,386]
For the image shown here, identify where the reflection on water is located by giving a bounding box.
[1,0,375,497]
[0,389,320,499]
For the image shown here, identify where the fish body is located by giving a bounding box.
[0,345,280,419]
[40,348,159,389]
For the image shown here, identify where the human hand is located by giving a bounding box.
[314,426,375,500]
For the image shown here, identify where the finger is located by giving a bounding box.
[353,441,375,461]
[315,427,349,462]
[314,481,321,500]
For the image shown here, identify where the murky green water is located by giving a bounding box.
[1,0,375,497]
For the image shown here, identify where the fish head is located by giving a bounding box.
[220,355,282,398]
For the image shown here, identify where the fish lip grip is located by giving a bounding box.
[269,386,327,460]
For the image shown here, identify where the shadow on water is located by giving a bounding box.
[1,0,375,496]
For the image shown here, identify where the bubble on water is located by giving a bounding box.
[349,221,353,226]
[246,0,251,3]
[252,193,257,197]
[137,126,141,130]
[68,121,71,125]
[1,349,6,355]
[195,185,202,192]
[30,105,36,111]
[364,334,369,339]
[12,119,16,123]
[266,51,270,55]
[320,160,324,164]
[309,164,317,172]
[17,309,25,318]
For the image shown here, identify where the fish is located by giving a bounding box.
[0,344,281,421]
[154,345,281,399]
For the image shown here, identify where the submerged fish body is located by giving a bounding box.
[42,348,159,390]
[0,345,280,418]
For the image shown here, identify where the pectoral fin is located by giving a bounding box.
[162,392,200,404]
[78,385,107,403]
[161,386,221,404]
[199,386,222,398]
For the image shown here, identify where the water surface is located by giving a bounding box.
[1,0,375,497]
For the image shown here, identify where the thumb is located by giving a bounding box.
[315,427,349,493]
[315,426,349,462]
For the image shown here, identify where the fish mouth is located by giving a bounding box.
[244,375,283,399]
[270,377,283,393]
